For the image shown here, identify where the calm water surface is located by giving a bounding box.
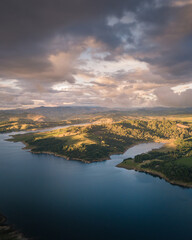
[0,131,192,240]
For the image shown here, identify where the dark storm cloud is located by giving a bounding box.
[0,0,152,49]
[0,0,153,87]
[0,0,192,108]
[134,4,192,80]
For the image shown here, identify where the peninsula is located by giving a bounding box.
[117,139,192,187]
[9,119,192,187]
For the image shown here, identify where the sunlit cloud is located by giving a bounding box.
[79,55,148,76]
[0,79,21,90]
[172,0,192,7]
[172,83,192,94]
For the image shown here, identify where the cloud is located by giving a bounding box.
[0,0,192,109]
[107,12,136,26]
[154,87,192,107]
[172,0,192,7]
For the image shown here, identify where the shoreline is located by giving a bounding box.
[20,140,151,163]
[8,132,189,188]
[7,128,192,188]
[0,213,29,240]
[117,163,192,188]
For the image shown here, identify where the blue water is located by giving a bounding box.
[0,131,192,240]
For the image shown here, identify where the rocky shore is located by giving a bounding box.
[0,213,28,240]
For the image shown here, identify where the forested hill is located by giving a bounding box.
[9,119,191,162]
[116,121,192,187]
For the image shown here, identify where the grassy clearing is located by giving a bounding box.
[119,158,139,169]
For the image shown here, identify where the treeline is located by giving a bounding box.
[142,160,192,183]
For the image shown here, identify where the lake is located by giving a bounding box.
[0,131,192,240]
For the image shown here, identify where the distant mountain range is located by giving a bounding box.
[1,106,192,122]
[0,106,109,122]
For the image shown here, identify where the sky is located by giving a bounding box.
[0,0,192,109]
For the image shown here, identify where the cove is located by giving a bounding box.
[0,131,192,240]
